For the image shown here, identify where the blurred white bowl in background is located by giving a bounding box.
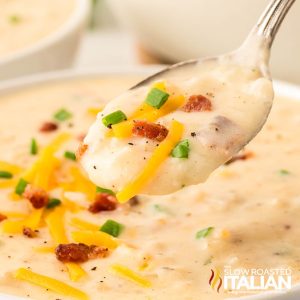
[107,0,300,83]
[0,0,90,81]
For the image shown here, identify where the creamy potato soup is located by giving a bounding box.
[81,61,273,202]
[0,0,75,58]
[0,75,299,300]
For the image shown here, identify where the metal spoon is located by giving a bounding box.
[82,0,295,198]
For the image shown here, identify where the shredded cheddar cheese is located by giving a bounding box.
[14,268,88,300]
[0,161,23,174]
[110,264,152,288]
[87,107,103,116]
[70,218,100,231]
[1,208,43,234]
[116,120,184,203]
[45,207,86,281]
[71,230,119,249]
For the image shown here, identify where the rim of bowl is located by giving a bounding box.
[0,0,90,66]
[0,66,299,300]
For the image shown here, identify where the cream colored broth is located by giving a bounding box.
[0,0,75,58]
[0,76,299,300]
[82,61,273,198]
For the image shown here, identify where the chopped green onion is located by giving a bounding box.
[0,171,13,179]
[53,108,72,122]
[171,139,190,158]
[64,151,76,161]
[102,110,127,128]
[196,227,214,239]
[46,198,61,209]
[145,88,169,109]
[100,219,124,237]
[9,15,21,24]
[96,186,115,196]
[30,138,38,155]
[278,169,290,176]
[15,178,28,195]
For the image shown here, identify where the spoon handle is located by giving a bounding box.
[254,0,295,46]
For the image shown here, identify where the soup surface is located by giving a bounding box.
[0,0,75,58]
[0,75,299,300]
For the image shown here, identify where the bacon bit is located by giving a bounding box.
[0,213,7,222]
[23,185,49,209]
[76,143,88,160]
[55,243,109,263]
[39,122,58,132]
[132,121,169,142]
[88,245,109,259]
[23,227,37,238]
[88,193,117,214]
[225,151,254,165]
[182,95,212,112]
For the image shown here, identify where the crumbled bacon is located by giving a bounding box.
[88,193,117,214]
[23,227,37,238]
[182,95,212,112]
[76,143,88,160]
[132,121,168,142]
[129,196,140,207]
[77,133,86,142]
[55,243,109,263]
[39,122,58,132]
[0,213,7,222]
[88,245,109,259]
[23,185,49,209]
[225,151,254,165]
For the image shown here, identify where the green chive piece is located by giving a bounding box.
[171,139,190,158]
[0,171,13,179]
[9,15,21,24]
[102,110,127,128]
[64,151,76,161]
[30,138,38,155]
[278,169,290,176]
[46,198,62,209]
[96,186,115,196]
[196,227,214,239]
[100,219,124,237]
[54,108,72,122]
[15,178,28,195]
[145,88,169,109]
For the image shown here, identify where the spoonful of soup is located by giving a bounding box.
[79,0,295,203]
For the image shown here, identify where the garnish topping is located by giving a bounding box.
[132,120,169,142]
[30,138,38,155]
[88,193,117,213]
[54,109,72,122]
[145,88,169,109]
[96,186,115,196]
[196,227,214,239]
[39,122,58,132]
[23,185,49,209]
[15,178,28,195]
[47,198,62,209]
[171,139,190,158]
[0,171,13,179]
[182,94,212,112]
[100,220,124,237]
[102,110,127,128]
[278,169,290,176]
[64,151,77,161]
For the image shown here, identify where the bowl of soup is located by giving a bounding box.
[0,0,89,80]
[0,67,299,300]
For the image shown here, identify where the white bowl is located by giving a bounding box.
[107,0,300,84]
[0,0,90,81]
[0,67,299,300]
